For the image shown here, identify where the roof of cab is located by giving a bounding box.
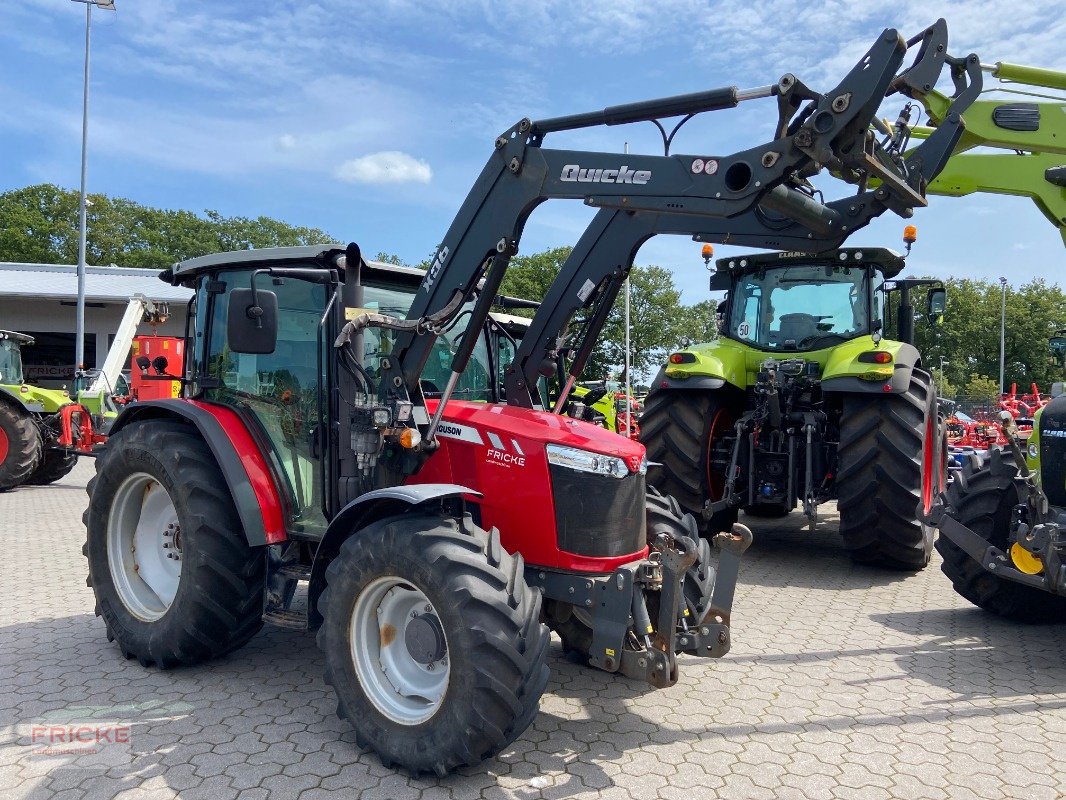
[714,247,907,280]
[162,245,427,286]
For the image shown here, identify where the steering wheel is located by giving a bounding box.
[797,333,849,349]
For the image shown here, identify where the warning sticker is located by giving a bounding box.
[691,158,705,174]
[577,279,596,302]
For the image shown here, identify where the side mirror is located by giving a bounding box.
[709,271,731,291]
[927,287,946,325]
[227,288,278,354]
[1050,336,1066,367]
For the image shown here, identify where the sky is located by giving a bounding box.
[1,0,1064,305]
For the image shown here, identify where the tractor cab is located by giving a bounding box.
[1051,330,1066,370]
[710,247,945,353]
[0,330,31,387]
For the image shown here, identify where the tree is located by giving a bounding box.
[933,368,956,400]
[911,276,1066,392]
[497,247,712,380]
[964,374,1001,407]
[374,252,409,266]
[0,184,335,268]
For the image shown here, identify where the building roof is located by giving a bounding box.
[0,262,193,303]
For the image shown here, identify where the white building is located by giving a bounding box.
[0,262,192,389]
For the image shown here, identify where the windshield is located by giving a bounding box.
[728,265,870,351]
[0,340,24,385]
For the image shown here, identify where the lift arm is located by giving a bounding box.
[368,20,978,446]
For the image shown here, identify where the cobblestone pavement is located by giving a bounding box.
[3,460,1066,800]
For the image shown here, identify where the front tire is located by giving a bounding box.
[0,402,41,491]
[640,390,741,534]
[317,513,549,776]
[84,419,266,667]
[935,448,1066,622]
[836,370,937,570]
[550,488,713,661]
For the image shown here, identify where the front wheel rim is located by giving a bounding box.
[349,576,450,725]
[106,472,182,622]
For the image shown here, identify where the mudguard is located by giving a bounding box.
[307,484,480,628]
[649,366,726,392]
[0,386,44,414]
[657,339,748,391]
[106,399,287,547]
[821,341,921,394]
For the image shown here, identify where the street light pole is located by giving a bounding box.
[999,276,1008,396]
[71,0,115,375]
[623,142,632,437]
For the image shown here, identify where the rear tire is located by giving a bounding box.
[83,419,266,667]
[0,401,41,491]
[317,513,549,776]
[640,390,741,534]
[836,369,937,570]
[24,449,77,485]
[935,448,1066,622]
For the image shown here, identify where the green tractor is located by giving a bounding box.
[930,337,1066,620]
[640,246,946,570]
[0,330,99,490]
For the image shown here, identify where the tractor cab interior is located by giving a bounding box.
[727,266,872,351]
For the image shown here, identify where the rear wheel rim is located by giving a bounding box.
[922,414,935,514]
[349,576,450,725]
[705,407,734,500]
[106,472,182,622]
[0,426,9,464]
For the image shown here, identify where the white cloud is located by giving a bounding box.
[276,134,297,150]
[335,151,432,185]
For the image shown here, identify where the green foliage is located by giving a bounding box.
[964,374,1001,406]
[374,252,409,266]
[933,368,957,400]
[0,184,335,268]
[497,246,716,379]
[913,276,1066,392]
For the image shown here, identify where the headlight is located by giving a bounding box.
[1029,443,1039,460]
[546,444,630,479]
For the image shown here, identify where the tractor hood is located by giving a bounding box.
[0,383,71,414]
[427,399,645,473]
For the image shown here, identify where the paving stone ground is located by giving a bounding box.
[2,460,1066,799]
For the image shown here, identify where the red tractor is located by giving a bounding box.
[83,23,976,775]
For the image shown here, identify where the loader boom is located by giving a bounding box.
[912,60,1066,245]
[367,19,978,454]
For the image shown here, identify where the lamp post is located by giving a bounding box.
[938,356,950,397]
[70,0,115,375]
[998,276,1007,397]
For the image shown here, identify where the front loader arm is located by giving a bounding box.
[375,20,976,457]
[910,58,1066,246]
[504,30,981,410]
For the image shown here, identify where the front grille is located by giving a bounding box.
[1040,396,1066,507]
[550,466,646,558]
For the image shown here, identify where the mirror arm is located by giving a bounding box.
[247,270,272,328]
